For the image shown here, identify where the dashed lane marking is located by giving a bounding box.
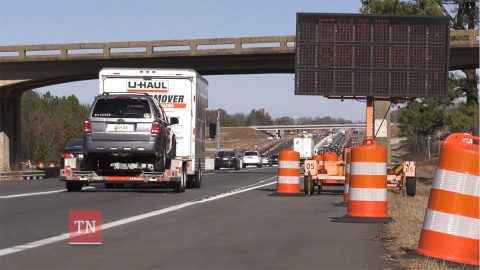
[0,177,276,257]
[0,187,95,199]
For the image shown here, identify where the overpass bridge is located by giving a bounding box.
[0,30,478,170]
[250,123,366,135]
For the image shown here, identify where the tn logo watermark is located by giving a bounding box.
[69,210,102,245]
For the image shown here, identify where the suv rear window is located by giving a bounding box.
[244,151,258,156]
[92,98,151,118]
[217,151,235,158]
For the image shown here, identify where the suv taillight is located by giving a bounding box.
[84,120,91,134]
[63,152,74,158]
[151,121,161,134]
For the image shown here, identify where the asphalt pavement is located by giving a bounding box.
[0,166,390,269]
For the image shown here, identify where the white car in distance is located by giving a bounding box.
[242,151,262,168]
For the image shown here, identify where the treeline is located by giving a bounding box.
[206,108,354,127]
[21,91,90,164]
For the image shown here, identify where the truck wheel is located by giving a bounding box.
[186,175,195,189]
[66,181,83,192]
[242,164,246,168]
[406,177,416,196]
[193,169,202,188]
[153,150,166,172]
[257,164,262,168]
[173,168,186,193]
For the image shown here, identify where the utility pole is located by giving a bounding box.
[216,110,220,153]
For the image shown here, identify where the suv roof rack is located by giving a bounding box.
[101,92,150,96]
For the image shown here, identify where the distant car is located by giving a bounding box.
[242,151,262,168]
[261,155,272,166]
[61,138,84,168]
[271,154,279,165]
[214,151,242,170]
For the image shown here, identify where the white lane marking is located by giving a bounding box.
[0,177,276,257]
[0,187,95,199]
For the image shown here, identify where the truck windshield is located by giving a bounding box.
[92,98,151,118]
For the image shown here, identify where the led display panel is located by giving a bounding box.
[295,13,449,98]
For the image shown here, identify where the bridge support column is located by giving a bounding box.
[374,100,391,163]
[0,92,22,171]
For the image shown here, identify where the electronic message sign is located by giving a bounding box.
[295,13,449,98]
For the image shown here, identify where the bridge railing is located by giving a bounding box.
[0,29,476,62]
[0,36,296,61]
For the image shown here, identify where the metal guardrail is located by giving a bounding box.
[0,170,46,180]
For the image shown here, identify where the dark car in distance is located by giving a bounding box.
[271,154,279,165]
[61,138,84,168]
[214,151,242,170]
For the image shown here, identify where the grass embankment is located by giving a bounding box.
[381,178,476,269]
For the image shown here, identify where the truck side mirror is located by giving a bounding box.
[170,117,179,125]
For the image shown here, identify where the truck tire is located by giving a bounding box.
[154,149,166,172]
[406,177,416,196]
[173,168,186,193]
[193,169,203,188]
[66,181,83,192]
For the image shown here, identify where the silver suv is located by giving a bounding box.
[83,93,178,172]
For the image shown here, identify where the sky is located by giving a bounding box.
[2,0,370,122]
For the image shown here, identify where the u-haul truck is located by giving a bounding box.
[98,68,208,188]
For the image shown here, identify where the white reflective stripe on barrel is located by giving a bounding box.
[350,162,387,176]
[423,209,479,240]
[433,169,480,197]
[344,184,349,192]
[278,161,300,169]
[277,176,300,184]
[346,164,350,174]
[349,187,387,201]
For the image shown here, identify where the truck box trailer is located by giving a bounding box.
[98,68,208,188]
[293,137,313,162]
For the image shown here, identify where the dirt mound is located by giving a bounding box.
[205,127,275,157]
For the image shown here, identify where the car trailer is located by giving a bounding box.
[60,158,187,192]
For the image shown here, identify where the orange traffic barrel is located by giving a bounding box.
[323,152,338,176]
[416,133,479,265]
[337,138,392,223]
[312,154,324,172]
[37,162,45,169]
[275,149,301,195]
[337,156,345,176]
[343,148,352,204]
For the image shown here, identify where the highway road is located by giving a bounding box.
[0,167,390,269]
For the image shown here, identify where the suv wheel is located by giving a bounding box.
[153,150,166,172]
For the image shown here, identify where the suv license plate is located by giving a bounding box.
[107,124,134,132]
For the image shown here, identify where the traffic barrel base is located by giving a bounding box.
[274,149,302,196]
[335,201,348,207]
[333,215,394,224]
